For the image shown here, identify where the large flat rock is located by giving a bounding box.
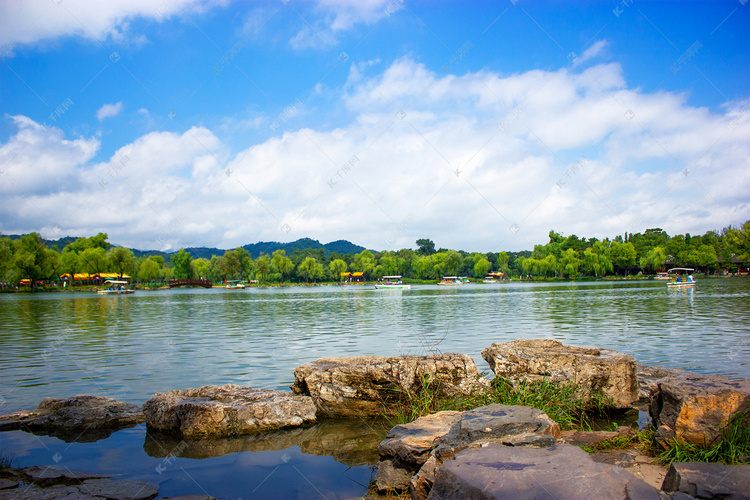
[661,461,750,499]
[291,354,488,417]
[482,338,638,409]
[142,384,316,438]
[0,395,144,442]
[0,468,157,500]
[427,443,661,500]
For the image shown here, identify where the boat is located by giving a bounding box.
[437,276,464,286]
[226,280,246,289]
[483,272,507,283]
[666,268,697,288]
[97,280,135,294]
[656,272,670,280]
[375,275,411,289]
[483,277,498,283]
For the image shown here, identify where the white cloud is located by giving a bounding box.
[96,102,123,122]
[573,39,608,67]
[0,0,228,50]
[1,59,748,252]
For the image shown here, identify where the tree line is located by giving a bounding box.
[1,220,748,288]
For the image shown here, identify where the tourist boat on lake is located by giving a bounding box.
[666,268,696,288]
[226,280,246,289]
[438,276,464,286]
[97,280,135,294]
[656,272,670,280]
[374,275,411,289]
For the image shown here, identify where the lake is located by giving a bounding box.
[1,279,748,498]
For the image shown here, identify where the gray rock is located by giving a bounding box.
[0,479,18,490]
[412,404,561,499]
[291,354,488,417]
[142,384,316,438]
[0,396,144,442]
[649,372,750,446]
[637,364,696,401]
[80,479,158,500]
[481,338,638,409]
[373,459,413,493]
[427,443,661,500]
[377,411,463,467]
[661,462,750,499]
[20,467,112,487]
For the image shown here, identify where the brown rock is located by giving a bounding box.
[142,384,316,438]
[0,396,144,442]
[291,354,488,417]
[481,339,638,408]
[649,372,750,446]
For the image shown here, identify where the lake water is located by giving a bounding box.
[1,279,749,498]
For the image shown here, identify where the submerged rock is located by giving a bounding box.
[648,371,750,447]
[142,384,316,438]
[427,443,661,500]
[0,395,144,442]
[481,338,638,409]
[291,353,488,417]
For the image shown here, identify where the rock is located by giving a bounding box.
[373,459,413,492]
[0,479,18,490]
[662,462,750,499]
[637,364,695,401]
[411,404,561,499]
[427,443,661,500]
[80,479,158,500]
[0,468,157,500]
[648,372,750,446]
[373,404,561,498]
[481,339,638,409]
[142,384,316,438]
[0,396,144,442]
[560,430,620,446]
[291,354,488,417]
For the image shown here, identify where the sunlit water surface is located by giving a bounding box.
[1,279,748,498]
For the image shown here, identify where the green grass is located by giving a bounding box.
[0,450,15,468]
[658,410,750,466]
[385,374,613,430]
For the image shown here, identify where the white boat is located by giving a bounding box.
[666,268,697,288]
[226,280,246,289]
[375,275,411,289]
[438,276,464,286]
[97,280,135,294]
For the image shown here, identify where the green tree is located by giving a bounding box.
[640,246,667,274]
[80,247,107,275]
[329,258,348,282]
[353,249,375,278]
[416,238,436,256]
[560,248,581,277]
[727,220,750,261]
[12,233,60,289]
[108,247,136,278]
[235,247,253,280]
[255,253,271,283]
[138,258,163,283]
[298,256,323,283]
[171,248,194,279]
[272,249,293,283]
[473,257,492,278]
[192,258,211,281]
[606,241,636,275]
[443,250,463,276]
[496,251,510,276]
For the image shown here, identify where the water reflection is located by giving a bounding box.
[144,418,387,466]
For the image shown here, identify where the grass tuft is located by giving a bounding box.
[384,375,613,430]
[657,409,750,466]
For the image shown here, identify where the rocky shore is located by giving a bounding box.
[1,339,748,499]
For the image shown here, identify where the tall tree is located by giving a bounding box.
[12,233,59,289]
[298,256,323,283]
[80,247,107,275]
[254,253,271,283]
[272,249,293,283]
[443,250,463,276]
[171,249,194,279]
[108,247,136,278]
[329,258,348,282]
[416,238,436,256]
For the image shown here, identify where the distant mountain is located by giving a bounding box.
[3,234,367,261]
[187,238,367,260]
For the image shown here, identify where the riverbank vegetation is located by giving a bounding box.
[387,375,613,431]
[1,221,748,290]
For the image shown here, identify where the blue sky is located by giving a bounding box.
[1,0,748,252]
